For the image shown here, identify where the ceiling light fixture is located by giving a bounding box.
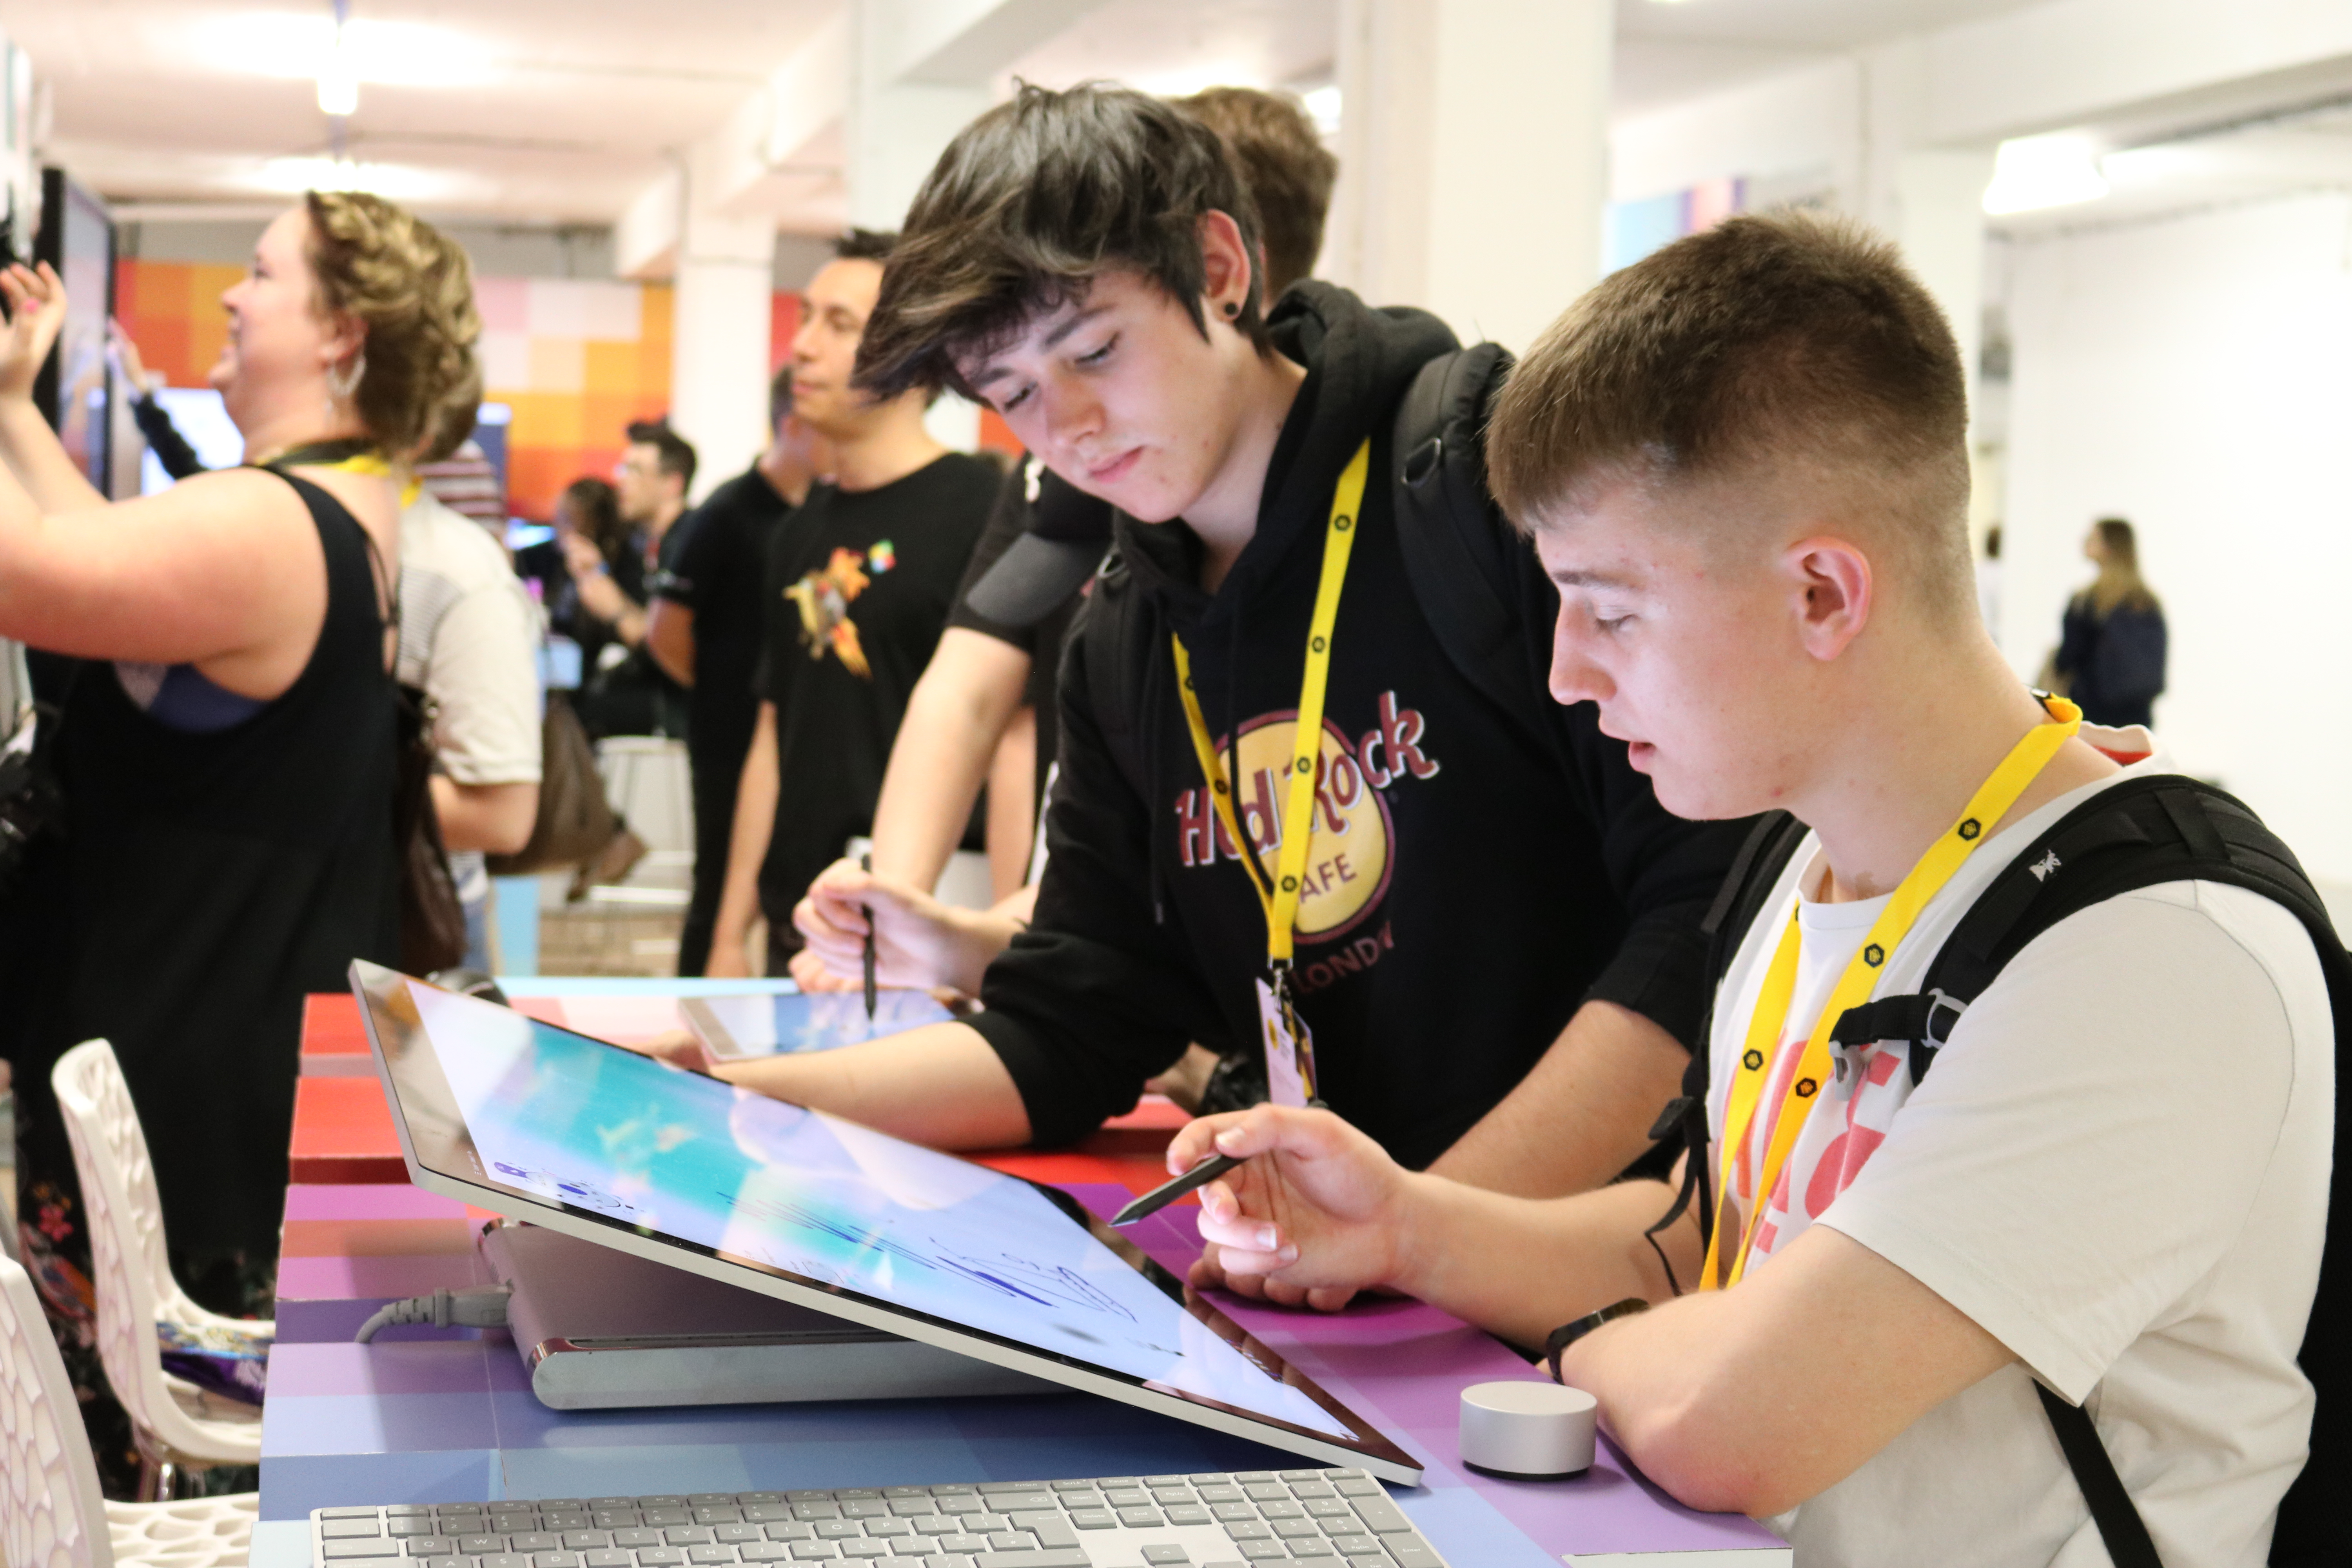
[316,0,357,116]
[1981,132,2109,215]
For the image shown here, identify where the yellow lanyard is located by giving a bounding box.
[325,451,423,509]
[1703,694,2085,1290]
[1172,438,1370,973]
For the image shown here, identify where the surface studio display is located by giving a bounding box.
[350,959,1421,1482]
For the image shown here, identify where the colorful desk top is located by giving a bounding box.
[292,990,1188,1194]
[259,1181,1789,1568]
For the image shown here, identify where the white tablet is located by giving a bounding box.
[350,960,1422,1483]
[680,989,955,1061]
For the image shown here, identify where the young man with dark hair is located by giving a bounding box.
[649,367,833,975]
[568,417,695,743]
[788,86,1340,1011]
[679,83,1748,1217]
[705,232,998,975]
[1167,211,2335,1563]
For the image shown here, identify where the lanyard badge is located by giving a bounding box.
[1174,439,1371,1110]
[1703,694,2084,1290]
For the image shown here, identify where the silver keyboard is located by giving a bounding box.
[308,1472,1449,1568]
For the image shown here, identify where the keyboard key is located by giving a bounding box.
[635,1551,686,1567]
[744,1508,792,1525]
[1115,1509,1161,1530]
[642,1513,690,1529]
[694,1510,744,1526]
[614,1532,661,1550]
[1234,1474,1278,1485]
[982,1536,1029,1553]
[934,1499,985,1517]
[392,1523,443,1540]
[592,1503,637,1512]
[688,1550,737,1565]
[886,1500,935,1519]
[835,1494,880,1503]
[1346,1497,1411,1536]
[813,1524,862,1542]
[534,1555,583,1568]
[713,1527,760,1546]
[328,1548,407,1564]
[1277,1473,1328,1484]
[643,1501,688,1511]
[1222,1522,1272,1542]
[1064,1512,1114,1532]
[1330,1481,1379,1500]
[1165,1506,1212,1528]
[584,1553,633,1567]
[327,1522,387,1541]
[1317,1518,1365,1538]
[793,1505,843,1523]
[864,1523,911,1540]
[1284,1543,1335,1560]
[511,1535,561,1553]
[740,1551,794,1564]
[664,1530,714,1547]
[841,1503,888,1522]
[1237,1546,1287,1563]
[1142,1550,1191,1566]
[886,1546,937,1559]
[1380,1545,1441,1568]
[1151,1489,1193,1507]
[1103,1492,1151,1511]
[323,1510,385,1522]
[417,1557,473,1568]
[786,1547,837,1563]
[595,1515,642,1531]
[936,1539,988,1556]
[738,1497,782,1508]
[1048,1494,1099,1514]
[764,1526,814,1544]
[389,1509,435,1519]
[1334,1542,1386,1559]
[969,1554,1087,1568]
[458,1539,505,1555]
[1303,1501,1350,1519]
[976,1485,1047,1498]
[1287,1485,1335,1502]
[689,1498,736,1509]
[1004,1515,1073,1551]
[546,1517,592,1534]
[1259,1503,1305,1522]
[913,1521,965,1537]
[408,1541,448,1556]
[1273,1521,1319,1539]
[480,1555,532,1568]
[1210,1504,1256,1524]
[839,1547,890,1562]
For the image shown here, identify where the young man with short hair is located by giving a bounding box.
[682,84,1749,1209]
[705,232,998,976]
[1168,212,2333,1562]
[568,418,695,744]
[649,368,832,975]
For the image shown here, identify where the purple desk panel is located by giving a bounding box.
[261,1183,1789,1566]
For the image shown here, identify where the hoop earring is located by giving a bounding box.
[325,350,366,405]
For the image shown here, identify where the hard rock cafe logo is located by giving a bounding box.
[1174,690,1438,949]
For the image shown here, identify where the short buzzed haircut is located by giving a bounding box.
[626,418,698,495]
[1169,87,1338,298]
[854,83,1269,402]
[1489,211,1973,616]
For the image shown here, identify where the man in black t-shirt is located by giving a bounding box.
[705,232,997,976]
[648,368,832,975]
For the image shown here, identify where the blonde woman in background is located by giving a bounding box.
[2053,515,2168,730]
[0,192,477,1451]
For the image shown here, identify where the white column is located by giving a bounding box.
[1329,0,1612,352]
[669,202,775,503]
[1892,151,1996,423]
[846,0,991,232]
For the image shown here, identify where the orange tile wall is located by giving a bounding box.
[116,261,1020,513]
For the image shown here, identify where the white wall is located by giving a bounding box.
[2000,191,2352,881]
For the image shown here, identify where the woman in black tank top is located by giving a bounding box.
[0,193,478,1488]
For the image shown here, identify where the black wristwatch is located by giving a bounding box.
[1544,1297,1649,1382]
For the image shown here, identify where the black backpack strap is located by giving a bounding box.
[1824,774,2352,1565]
[1075,539,1149,800]
[2037,1384,2165,1568]
[1639,809,1809,1288]
[1388,344,1539,739]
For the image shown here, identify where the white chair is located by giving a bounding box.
[51,1041,266,1498]
[596,736,695,855]
[0,1252,255,1568]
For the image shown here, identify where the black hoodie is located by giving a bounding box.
[968,284,1751,1168]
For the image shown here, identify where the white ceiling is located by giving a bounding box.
[6,0,2322,233]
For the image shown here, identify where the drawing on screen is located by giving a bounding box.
[493,1163,639,1217]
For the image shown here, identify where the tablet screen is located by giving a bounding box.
[681,990,956,1060]
[364,967,1397,1465]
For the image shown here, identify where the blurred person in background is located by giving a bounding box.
[705,230,998,977]
[567,420,694,743]
[520,475,629,669]
[2054,516,2167,730]
[397,367,543,969]
[0,192,476,1486]
[647,367,832,975]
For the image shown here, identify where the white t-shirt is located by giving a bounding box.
[1708,730,2332,1566]
[398,494,543,900]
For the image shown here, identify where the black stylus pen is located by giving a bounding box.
[1111,1153,1244,1227]
[859,851,877,1023]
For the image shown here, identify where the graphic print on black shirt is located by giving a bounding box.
[754,451,1000,935]
[968,283,1753,1169]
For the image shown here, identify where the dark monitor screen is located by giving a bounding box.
[32,168,113,494]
